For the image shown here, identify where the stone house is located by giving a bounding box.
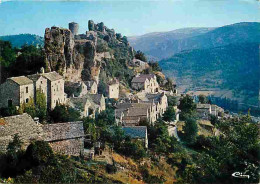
[143,92,168,118]
[131,74,159,93]
[211,104,224,117]
[27,74,48,105]
[115,102,157,125]
[196,103,212,119]
[106,79,119,99]
[0,113,44,153]
[84,81,97,94]
[69,94,105,119]
[122,116,140,126]
[122,126,148,148]
[43,121,85,156]
[42,71,66,110]
[0,76,34,108]
[64,81,88,97]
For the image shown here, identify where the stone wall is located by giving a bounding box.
[0,80,20,108]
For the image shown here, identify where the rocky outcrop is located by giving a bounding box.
[44,20,134,84]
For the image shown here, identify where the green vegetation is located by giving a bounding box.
[0,34,44,48]
[162,106,176,122]
[0,41,45,81]
[49,104,81,123]
[160,43,260,108]
[135,50,147,62]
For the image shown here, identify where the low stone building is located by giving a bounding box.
[0,76,34,108]
[42,121,85,156]
[0,113,44,153]
[107,79,119,99]
[115,102,156,125]
[196,103,212,119]
[131,74,159,94]
[122,126,148,148]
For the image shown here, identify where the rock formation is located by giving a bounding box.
[44,20,134,84]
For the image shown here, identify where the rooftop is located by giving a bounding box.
[8,76,33,85]
[43,121,84,142]
[42,71,63,81]
[122,126,147,139]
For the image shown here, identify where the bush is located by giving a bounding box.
[49,105,80,123]
[162,106,176,122]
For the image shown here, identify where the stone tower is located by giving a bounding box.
[69,22,79,36]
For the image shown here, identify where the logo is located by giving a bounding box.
[232,172,250,179]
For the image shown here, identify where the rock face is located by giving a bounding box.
[44,21,134,84]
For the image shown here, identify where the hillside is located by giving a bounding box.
[129,22,260,60]
[159,42,260,107]
[0,34,44,48]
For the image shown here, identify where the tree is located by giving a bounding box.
[35,89,47,121]
[25,141,54,166]
[10,45,45,76]
[182,117,198,144]
[162,106,176,122]
[164,78,174,91]
[178,95,196,114]
[49,105,80,123]
[198,94,208,104]
[135,50,147,62]
[23,97,36,118]
[167,95,178,107]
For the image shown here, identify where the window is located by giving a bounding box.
[41,81,43,84]
[26,98,29,103]
[8,100,12,107]
[26,87,28,93]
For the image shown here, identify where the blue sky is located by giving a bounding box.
[0,0,259,37]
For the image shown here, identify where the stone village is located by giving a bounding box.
[0,21,225,159]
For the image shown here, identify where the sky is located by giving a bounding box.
[0,0,259,37]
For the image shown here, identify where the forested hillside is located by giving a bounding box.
[0,34,44,48]
[159,42,259,106]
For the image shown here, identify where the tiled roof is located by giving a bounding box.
[9,76,33,85]
[86,94,103,105]
[197,104,211,109]
[131,74,155,83]
[122,126,147,139]
[127,107,148,117]
[43,121,84,142]
[42,71,63,81]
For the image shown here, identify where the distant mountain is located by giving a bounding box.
[129,22,260,60]
[0,34,44,48]
[159,42,260,106]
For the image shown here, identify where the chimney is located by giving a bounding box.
[40,67,45,74]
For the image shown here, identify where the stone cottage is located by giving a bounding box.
[107,79,119,99]
[122,126,148,148]
[0,76,34,108]
[42,121,85,156]
[27,74,48,105]
[0,113,44,153]
[196,103,212,119]
[131,74,159,94]
[83,81,97,94]
[42,71,66,110]
[69,94,106,119]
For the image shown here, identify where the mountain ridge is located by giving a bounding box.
[129,22,260,60]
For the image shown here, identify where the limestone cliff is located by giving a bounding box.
[44,20,135,84]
